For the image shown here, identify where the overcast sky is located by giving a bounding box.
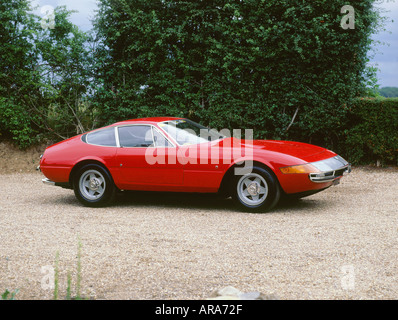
[30,0,398,87]
[370,1,398,87]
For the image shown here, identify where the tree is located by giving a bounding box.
[379,87,398,98]
[93,0,382,150]
[0,3,98,146]
[0,0,41,146]
[35,6,99,139]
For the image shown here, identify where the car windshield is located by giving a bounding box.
[158,119,226,145]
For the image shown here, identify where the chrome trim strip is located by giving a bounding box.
[115,126,121,148]
[309,164,351,183]
[42,178,56,186]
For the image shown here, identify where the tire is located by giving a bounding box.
[73,164,116,207]
[231,166,281,213]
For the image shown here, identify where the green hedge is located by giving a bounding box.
[0,97,39,148]
[344,97,398,165]
[93,0,379,148]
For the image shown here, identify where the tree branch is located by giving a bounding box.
[285,106,299,132]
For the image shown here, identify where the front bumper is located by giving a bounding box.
[308,156,351,183]
[309,165,351,182]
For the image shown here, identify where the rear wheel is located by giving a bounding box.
[73,164,116,207]
[231,166,280,213]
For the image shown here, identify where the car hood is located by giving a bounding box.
[239,139,332,163]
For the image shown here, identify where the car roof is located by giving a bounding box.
[114,117,183,126]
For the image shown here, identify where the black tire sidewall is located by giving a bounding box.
[231,166,280,213]
[73,164,115,207]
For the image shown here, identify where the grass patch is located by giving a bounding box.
[0,289,19,300]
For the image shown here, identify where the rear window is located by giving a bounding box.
[85,127,116,147]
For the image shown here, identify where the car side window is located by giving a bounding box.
[152,127,172,148]
[86,127,116,147]
[118,125,154,148]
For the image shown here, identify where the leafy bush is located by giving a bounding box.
[0,98,39,148]
[93,0,381,148]
[344,98,398,165]
[379,87,398,98]
[0,4,98,147]
[0,289,19,300]
[1,0,393,161]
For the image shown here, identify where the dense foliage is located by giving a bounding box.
[0,0,396,165]
[35,6,100,139]
[0,0,41,146]
[93,0,380,146]
[344,98,398,165]
[379,87,398,98]
[0,2,98,146]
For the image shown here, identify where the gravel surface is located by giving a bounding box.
[0,167,397,300]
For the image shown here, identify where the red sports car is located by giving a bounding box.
[39,117,351,212]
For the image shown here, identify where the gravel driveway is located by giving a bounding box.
[0,167,397,300]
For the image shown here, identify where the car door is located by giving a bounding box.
[178,141,227,192]
[115,124,183,190]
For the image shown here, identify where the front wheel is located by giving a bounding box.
[231,166,280,213]
[73,164,116,207]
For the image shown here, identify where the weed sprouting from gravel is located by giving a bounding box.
[2,241,87,301]
[76,240,82,299]
[54,239,86,300]
[54,251,59,300]
[0,289,19,300]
